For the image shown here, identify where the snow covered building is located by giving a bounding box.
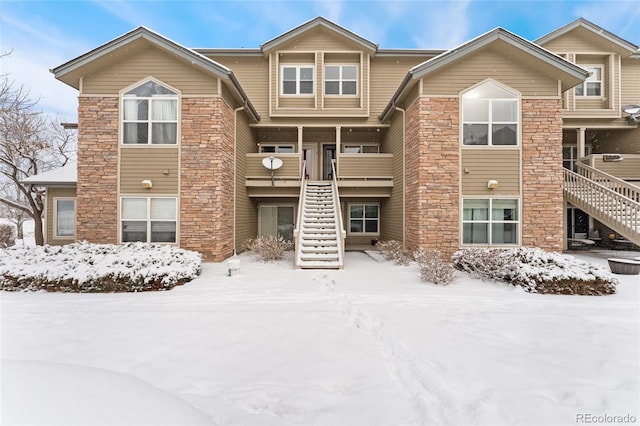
[29,17,639,267]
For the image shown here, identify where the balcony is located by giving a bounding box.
[245,152,393,197]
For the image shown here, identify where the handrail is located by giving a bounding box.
[331,159,346,268]
[564,168,640,245]
[293,160,307,268]
[576,163,640,202]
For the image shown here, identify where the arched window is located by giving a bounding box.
[462,81,519,146]
[122,80,178,145]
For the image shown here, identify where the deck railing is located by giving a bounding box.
[564,167,640,245]
[575,163,640,202]
[293,160,307,266]
[331,159,346,269]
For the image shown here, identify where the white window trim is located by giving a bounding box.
[120,196,178,244]
[324,64,359,96]
[280,65,315,96]
[460,80,520,147]
[575,65,603,98]
[259,144,296,153]
[53,197,76,239]
[120,78,181,146]
[342,143,379,154]
[258,204,297,241]
[461,198,520,246]
[347,203,380,236]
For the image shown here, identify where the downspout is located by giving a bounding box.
[233,105,245,255]
[395,106,406,249]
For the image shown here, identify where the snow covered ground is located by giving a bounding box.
[1,250,638,425]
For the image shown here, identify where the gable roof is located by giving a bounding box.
[21,163,77,187]
[380,27,591,122]
[535,18,639,54]
[51,27,260,122]
[260,16,378,54]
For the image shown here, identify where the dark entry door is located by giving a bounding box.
[323,144,336,180]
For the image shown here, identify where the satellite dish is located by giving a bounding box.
[261,156,283,170]
[622,104,640,115]
[622,104,640,124]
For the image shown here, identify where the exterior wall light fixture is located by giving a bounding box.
[487,179,499,189]
[141,179,153,189]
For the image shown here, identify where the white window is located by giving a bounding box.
[54,198,75,238]
[121,197,177,243]
[462,81,519,146]
[462,199,519,245]
[349,204,379,235]
[342,144,379,154]
[122,80,178,145]
[325,65,357,95]
[281,66,314,95]
[260,205,295,241]
[259,144,296,153]
[575,66,602,97]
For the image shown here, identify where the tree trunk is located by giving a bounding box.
[33,214,44,245]
[16,220,24,240]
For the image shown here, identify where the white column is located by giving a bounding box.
[576,127,586,159]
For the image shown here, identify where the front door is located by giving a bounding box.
[302,144,316,180]
[323,144,336,180]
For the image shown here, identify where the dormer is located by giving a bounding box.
[261,17,378,118]
[536,18,639,117]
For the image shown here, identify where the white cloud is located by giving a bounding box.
[573,1,640,42]
[411,0,473,48]
[1,16,90,121]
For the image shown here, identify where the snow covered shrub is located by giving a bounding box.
[375,240,411,265]
[244,235,293,262]
[452,247,617,295]
[413,248,455,285]
[0,224,16,248]
[0,242,202,293]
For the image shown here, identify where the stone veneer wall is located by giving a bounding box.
[76,97,119,243]
[521,98,564,252]
[405,97,460,259]
[180,97,234,261]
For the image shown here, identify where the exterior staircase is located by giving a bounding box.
[564,163,640,246]
[294,181,345,269]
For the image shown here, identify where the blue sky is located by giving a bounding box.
[1,0,638,120]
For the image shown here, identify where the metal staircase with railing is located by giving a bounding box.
[564,163,640,246]
[294,161,345,269]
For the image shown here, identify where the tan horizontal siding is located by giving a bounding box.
[83,46,219,95]
[274,27,366,52]
[323,97,361,109]
[380,111,405,242]
[461,149,520,195]
[120,147,179,193]
[593,155,640,179]
[540,28,615,53]
[338,154,393,177]
[245,153,301,177]
[279,97,316,109]
[235,111,258,251]
[575,97,606,109]
[370,56,428,117]
[209,56,270,120]
[422,46,558,97]
[621,59,640,106]
[46,187,77,245]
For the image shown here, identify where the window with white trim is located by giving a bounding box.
[122,81,178,145]
[462,81,519,146]
[349,204,379,234]
[259,144,296,153]
[121,197,177,243]
[575,66,602,96]
[281,66,314,95]
[342,144,379,153]
[325,65,357,95]
[462,199,519,245]
[54,198,75,238]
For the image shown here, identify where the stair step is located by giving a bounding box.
[301,247,338,255]
[300,253,340,261]
[301,239,338,246]
[302,234,338,241]
[298,261,341,269]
